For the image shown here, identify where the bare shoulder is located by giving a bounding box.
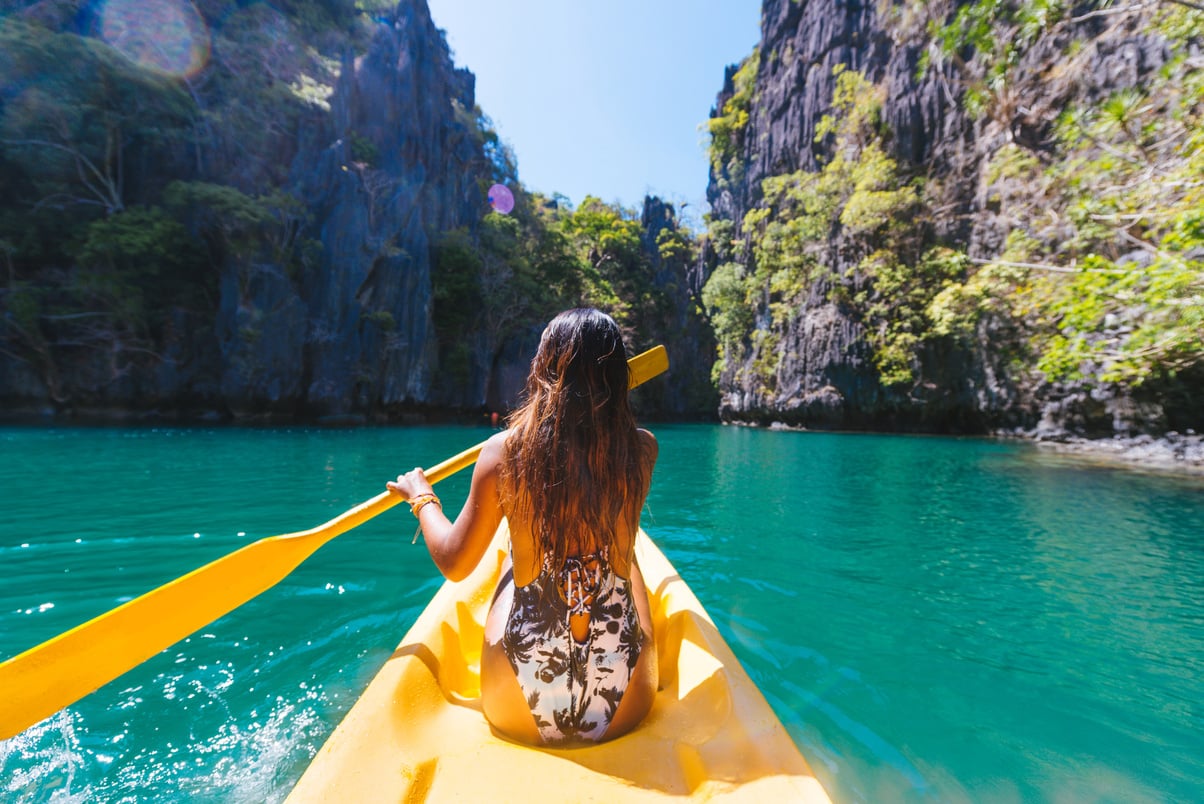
[637,428,658,464]
[477,429,510,468]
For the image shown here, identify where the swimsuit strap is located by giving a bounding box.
[538,546,612,615]
[538,544,610,571]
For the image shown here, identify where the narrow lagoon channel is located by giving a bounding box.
[2,424,1202,802]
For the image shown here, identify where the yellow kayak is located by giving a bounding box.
[287,524,831,802]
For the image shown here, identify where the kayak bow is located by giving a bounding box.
[287,523,831,801]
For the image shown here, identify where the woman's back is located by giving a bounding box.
[504,425,656,587]
[483,426,658,746]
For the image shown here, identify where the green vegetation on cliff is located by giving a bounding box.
[432,191,679,385]
[929,5,1204,390]
[704,3,1203,418]
[0,18,212,397]
[0,8,343,398]
[704,65,946,389]
[707,47,759,190]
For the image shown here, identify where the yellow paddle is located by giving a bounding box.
[0,345,668,741]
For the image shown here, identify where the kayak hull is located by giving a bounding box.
[287,524,830,801]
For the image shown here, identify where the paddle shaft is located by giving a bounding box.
[0,345,668,740]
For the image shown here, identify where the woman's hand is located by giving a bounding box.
[387,467,433,502]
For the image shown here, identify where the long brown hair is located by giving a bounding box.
[500,308,649,569]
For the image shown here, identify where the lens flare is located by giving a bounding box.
[99,0,211,78]
[487,183,514,215]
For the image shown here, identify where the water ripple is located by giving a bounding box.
[3,425,1204,802]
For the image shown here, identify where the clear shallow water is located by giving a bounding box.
[1,424,1202,802]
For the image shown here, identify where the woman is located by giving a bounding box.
[387,308,659,746]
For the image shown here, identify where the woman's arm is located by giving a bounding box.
[387,431,507,581]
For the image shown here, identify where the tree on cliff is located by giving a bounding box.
[0,19,194,216]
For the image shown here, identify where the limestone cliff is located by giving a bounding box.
[0,0,492,420]
[0,0,715,421]
[638,196,718,418]
[704,0,1203,436]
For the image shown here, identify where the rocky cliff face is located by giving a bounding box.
[237,1,488,418]
[0,0,716,422]
[704,0,1201,436]
[638,196,718,418]
[0,0,493,421]
[0,1,503,421]
[706,0,991,431]
[187,0,496,419]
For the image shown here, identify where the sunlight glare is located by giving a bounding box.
[99,0,211,78]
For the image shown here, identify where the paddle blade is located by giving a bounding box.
[0,535,315,742]
[629,344,669,389]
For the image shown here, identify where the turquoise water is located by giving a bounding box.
[1,424,1202,802]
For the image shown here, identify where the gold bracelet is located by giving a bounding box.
[409,494,440,544]
[410,495,442,517]
[406,492,437,513]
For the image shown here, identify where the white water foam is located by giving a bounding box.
[0,685,333,803]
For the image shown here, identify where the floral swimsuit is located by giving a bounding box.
[500,546,643,745]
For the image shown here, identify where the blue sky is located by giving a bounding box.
[425,0,762,228]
